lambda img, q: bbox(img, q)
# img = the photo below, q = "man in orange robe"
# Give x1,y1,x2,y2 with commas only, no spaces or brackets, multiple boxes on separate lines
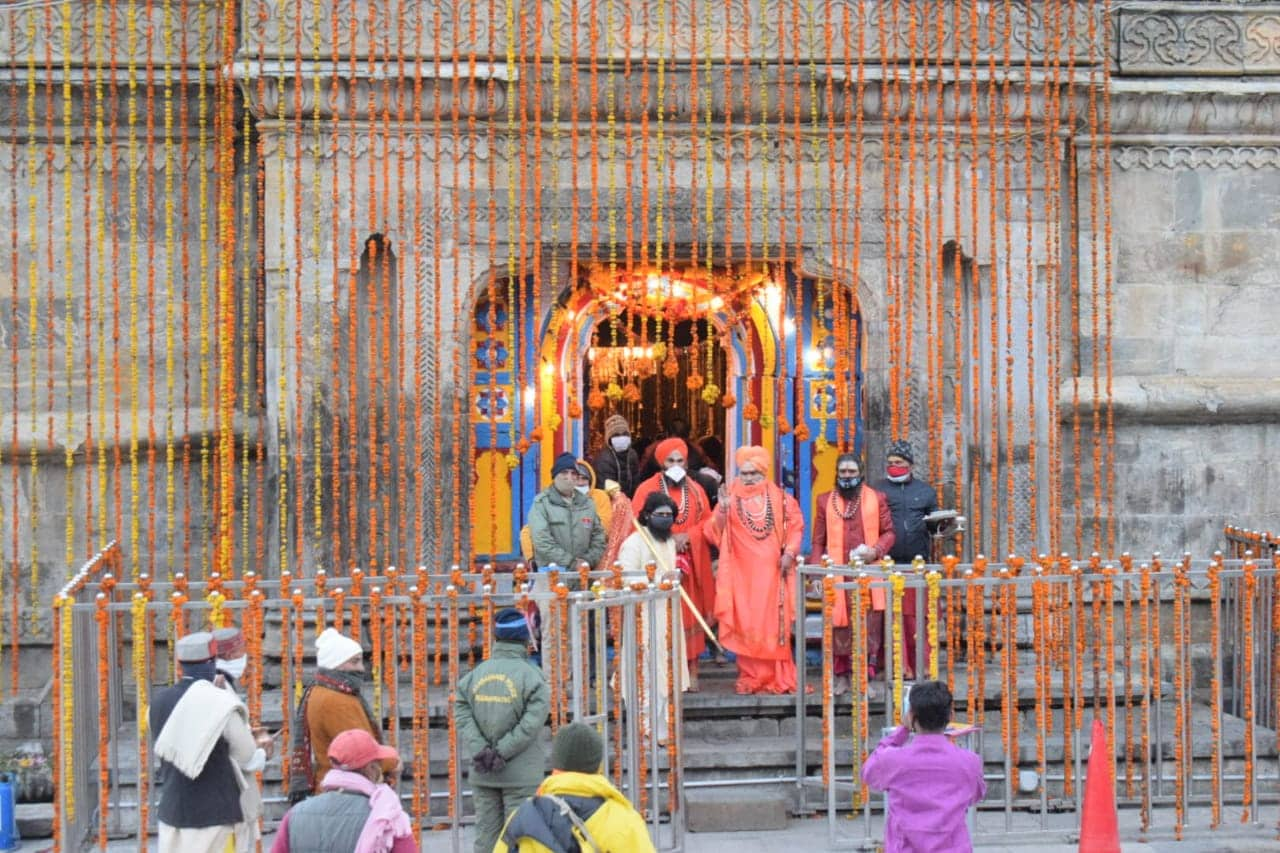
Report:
632,437,713,690
810,453,895,694
703,446,805,695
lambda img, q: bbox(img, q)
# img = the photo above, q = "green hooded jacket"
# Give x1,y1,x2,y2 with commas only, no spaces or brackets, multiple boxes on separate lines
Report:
455,641,550,788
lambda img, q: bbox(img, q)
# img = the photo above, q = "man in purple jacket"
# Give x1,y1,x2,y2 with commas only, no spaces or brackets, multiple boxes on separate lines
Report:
861,680,986,852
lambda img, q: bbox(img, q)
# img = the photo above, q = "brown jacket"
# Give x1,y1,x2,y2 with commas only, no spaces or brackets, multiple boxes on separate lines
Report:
305,685,380,788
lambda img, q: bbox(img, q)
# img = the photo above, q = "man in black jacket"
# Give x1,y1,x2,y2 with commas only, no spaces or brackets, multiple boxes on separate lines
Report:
873,440,940,679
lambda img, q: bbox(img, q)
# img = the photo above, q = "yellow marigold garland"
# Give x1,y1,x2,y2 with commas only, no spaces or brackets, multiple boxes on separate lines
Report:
890,572,906,723
926,570,940,681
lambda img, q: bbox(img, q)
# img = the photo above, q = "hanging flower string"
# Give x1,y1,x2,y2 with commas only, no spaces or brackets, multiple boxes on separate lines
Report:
132,592,150,839
890,572,905,723
926,570,940,681
1240,558,1256,824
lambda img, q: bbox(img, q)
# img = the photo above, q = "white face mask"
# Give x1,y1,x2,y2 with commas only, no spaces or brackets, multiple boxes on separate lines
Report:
887,471,911,484
610,435,631,452
218,655,247,681
664,465,686,483
575,485,590,495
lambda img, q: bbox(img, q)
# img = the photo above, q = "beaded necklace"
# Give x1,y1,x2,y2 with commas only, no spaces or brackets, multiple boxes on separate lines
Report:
659,475,690,524
833,487,861,519
735,491,775,540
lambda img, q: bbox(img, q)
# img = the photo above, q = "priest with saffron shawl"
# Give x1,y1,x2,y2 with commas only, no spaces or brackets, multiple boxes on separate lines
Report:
810,452,895,695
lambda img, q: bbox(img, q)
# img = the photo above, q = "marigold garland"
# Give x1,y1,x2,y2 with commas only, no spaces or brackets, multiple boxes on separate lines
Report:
1240,558,1256,823
925,571,940,681
1207,558,1221,827
890,572,905,723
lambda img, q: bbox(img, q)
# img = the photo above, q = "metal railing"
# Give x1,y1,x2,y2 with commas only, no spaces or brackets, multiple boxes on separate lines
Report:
51,560,685,853
795,554,1280,848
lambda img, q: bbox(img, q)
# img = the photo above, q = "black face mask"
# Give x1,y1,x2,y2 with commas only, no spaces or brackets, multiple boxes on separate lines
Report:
648,516,675,538
836,476,861,493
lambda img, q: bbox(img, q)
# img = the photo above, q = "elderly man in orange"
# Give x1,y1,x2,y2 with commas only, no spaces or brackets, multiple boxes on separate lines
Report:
704,445,805,695
632,436,714,690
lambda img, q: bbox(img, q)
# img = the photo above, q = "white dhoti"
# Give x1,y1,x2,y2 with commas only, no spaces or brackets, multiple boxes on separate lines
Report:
158,822,239,853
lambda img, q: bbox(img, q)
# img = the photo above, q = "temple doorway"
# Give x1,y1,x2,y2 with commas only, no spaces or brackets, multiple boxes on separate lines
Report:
582,314,730,475
469,258,862,562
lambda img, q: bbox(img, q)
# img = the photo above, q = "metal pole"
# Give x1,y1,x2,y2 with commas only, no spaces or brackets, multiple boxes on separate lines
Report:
1069,574,1082,815
670,590,686,853
794,562,808,814
622,599,641,807
647,592,662,838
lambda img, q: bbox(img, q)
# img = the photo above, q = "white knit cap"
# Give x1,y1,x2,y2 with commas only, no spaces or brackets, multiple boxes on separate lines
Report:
315,627,362,669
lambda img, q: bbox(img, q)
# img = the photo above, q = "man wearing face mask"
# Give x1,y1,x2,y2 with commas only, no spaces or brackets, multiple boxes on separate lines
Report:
287,628,395,801
632,437,715,688
592,413,640,497
212,625,272,851
811,454,896,693
526,452,606,584
873,440,940,679
615,491,688,740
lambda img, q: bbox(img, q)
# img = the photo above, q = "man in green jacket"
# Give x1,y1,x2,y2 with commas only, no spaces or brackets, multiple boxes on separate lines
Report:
455,608,550,853
526,452,607,583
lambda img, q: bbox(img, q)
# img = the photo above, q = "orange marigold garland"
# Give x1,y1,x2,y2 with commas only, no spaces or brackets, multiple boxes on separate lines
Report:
410,586,428,842
1240,558,1256,824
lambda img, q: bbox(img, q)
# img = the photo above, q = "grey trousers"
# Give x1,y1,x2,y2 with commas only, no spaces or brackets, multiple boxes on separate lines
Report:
473,782,539,853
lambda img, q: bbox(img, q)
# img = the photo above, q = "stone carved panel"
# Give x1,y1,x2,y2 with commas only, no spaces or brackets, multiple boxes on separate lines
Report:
0,2,218,67
1114,145,1280,171
256,125,1048,168
240,0,1101,65
1117,7,1280,75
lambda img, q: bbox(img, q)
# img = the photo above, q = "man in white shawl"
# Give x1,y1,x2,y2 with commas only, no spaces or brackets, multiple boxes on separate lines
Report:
150,631,268,853
615,490,689,743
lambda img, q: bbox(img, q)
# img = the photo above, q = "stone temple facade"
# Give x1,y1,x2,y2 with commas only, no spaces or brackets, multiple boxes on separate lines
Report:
0,1,1278,674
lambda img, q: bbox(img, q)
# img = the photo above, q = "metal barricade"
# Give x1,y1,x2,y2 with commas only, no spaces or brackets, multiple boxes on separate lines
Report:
50,560,684,853
797,555,1280,849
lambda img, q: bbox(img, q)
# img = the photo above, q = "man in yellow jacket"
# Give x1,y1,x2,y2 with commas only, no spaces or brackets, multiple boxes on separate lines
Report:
494,722,655,853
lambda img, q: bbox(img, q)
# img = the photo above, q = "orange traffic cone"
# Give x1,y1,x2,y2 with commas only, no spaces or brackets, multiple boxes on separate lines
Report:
1079,718,1121,852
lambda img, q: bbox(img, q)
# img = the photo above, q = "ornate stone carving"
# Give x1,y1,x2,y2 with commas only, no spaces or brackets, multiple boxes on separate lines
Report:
239,0,1102,66
0,2,218,68
1113,144,1280,171
1117,7,1280,75
255,125,1049,169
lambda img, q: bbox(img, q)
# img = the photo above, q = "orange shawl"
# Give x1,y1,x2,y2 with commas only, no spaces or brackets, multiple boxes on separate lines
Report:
825,486,883,625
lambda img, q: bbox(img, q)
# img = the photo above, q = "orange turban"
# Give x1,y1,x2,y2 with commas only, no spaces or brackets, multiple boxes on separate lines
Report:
654,437,688,465
734,445,772,479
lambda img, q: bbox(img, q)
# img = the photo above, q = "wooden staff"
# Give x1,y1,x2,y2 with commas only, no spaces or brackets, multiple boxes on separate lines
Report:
630,519,725,655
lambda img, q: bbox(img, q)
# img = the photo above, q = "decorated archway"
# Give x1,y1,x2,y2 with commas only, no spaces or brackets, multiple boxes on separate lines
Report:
470,261,862,561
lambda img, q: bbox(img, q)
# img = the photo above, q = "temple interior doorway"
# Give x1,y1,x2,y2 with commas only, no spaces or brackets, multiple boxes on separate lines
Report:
582,313,729,476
